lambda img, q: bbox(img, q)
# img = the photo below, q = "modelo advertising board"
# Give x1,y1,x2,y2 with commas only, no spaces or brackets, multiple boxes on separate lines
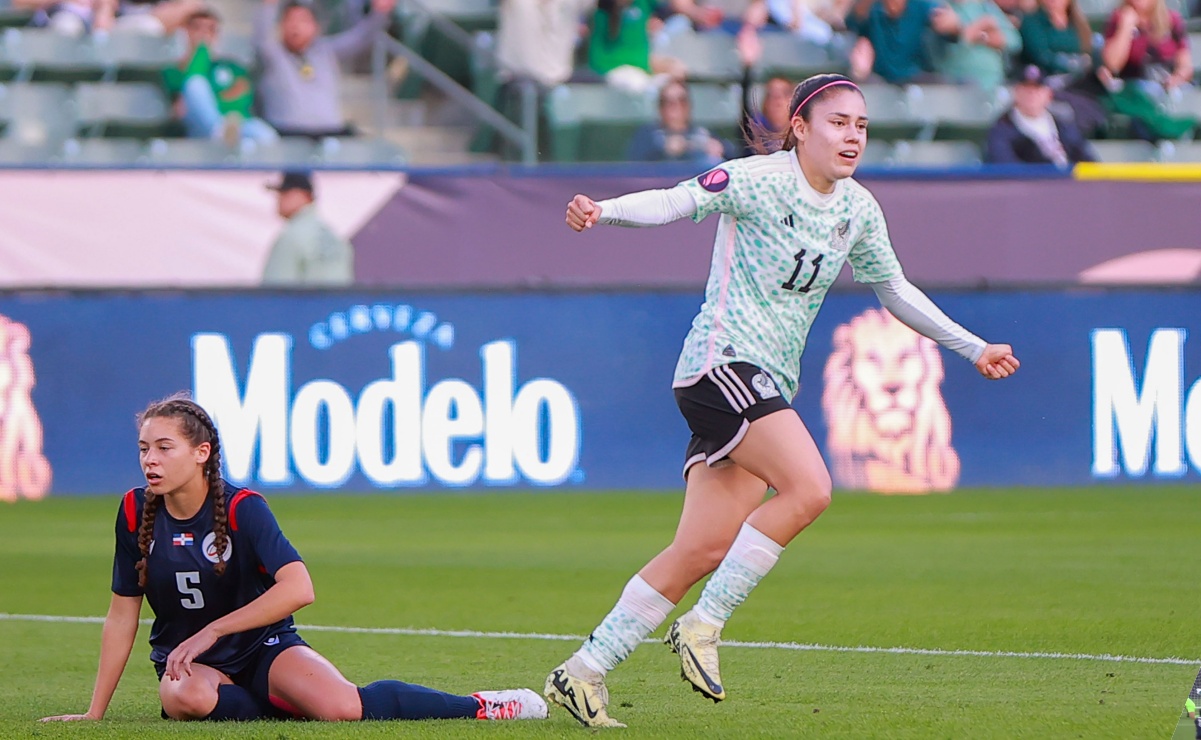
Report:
1,289,1199,497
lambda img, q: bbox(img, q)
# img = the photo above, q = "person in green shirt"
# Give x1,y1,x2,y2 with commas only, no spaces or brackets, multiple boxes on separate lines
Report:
588,0,686,90
262,171,354,287
1188,696,1201,739
933,0,1022,91
1018,0,1091,74
163,6,279,145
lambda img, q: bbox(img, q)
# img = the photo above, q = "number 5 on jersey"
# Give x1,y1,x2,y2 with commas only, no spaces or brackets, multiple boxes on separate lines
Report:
176,571,205,609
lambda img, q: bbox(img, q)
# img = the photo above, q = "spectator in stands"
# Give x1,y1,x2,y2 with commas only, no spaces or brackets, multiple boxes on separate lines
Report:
763,0,852,46
932,0,1022,91
846,0,956,85
496,0,595,89
588,0,687,93
164,6,279,146
255,0,396,139
985,64,1096,165
1018,0,1109,135
1018,0,1090,75
626,79,738,163
667,0,766,33
736,30,793,154
1101,0,1197,140
17,0,97,36
107,0,210,35
263,171,354,286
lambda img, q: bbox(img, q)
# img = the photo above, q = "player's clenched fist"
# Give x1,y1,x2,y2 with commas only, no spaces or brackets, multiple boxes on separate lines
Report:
565,194,602,232
975,343,1020,380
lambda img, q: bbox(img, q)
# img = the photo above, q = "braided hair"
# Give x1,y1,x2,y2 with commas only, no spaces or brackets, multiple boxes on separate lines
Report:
748,73,863,155
134,394,227,588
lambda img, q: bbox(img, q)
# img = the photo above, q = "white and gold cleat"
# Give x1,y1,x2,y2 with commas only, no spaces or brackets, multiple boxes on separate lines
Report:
544,657,626,728
664,610,726,702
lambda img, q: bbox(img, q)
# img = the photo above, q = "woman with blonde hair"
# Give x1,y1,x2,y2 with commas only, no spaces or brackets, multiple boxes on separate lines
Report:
1101,0,1196,139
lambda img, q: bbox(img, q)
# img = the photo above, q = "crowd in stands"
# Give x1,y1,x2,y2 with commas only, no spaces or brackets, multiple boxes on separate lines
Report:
492,0,1200,164
2,0,1200,163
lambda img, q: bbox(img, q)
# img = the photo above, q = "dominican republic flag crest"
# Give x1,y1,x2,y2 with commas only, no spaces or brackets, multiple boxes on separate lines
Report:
172,533,194,547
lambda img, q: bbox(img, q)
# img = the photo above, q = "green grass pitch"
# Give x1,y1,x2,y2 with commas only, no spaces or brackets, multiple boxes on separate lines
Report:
1,487,1198,739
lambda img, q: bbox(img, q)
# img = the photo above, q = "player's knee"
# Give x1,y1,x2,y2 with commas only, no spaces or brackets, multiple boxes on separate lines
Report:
776,468,832,521
671,540,729,576
160,681,217,720
305,694,363,722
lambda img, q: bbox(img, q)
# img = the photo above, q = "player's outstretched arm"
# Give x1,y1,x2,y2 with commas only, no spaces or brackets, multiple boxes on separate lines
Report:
975,343,1020,380
163,560,315,680
565,194,602,232
40,594,143,722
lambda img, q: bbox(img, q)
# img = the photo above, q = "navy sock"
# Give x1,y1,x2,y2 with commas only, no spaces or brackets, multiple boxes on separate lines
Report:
205,684,273,721
357,680,480,720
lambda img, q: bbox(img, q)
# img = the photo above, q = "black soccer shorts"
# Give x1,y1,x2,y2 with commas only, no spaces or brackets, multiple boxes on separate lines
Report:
673,362,793,478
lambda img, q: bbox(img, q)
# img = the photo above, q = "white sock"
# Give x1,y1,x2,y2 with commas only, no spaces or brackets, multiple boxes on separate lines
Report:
575,575,675,675
693,523,784,629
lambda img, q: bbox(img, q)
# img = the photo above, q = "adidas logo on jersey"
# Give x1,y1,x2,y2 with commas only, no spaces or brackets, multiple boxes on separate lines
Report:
779,214,795,229
721,345,736,358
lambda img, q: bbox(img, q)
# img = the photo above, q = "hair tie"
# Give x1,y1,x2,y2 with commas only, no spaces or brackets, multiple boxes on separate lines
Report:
792,80,860,119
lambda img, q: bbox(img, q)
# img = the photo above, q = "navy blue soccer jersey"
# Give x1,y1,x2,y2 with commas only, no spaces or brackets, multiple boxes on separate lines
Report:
111,481,303,675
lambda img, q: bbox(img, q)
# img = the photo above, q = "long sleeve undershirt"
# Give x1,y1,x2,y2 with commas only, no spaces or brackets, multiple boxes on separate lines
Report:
594,186,987,363
870,278,986,363
596,187,698,226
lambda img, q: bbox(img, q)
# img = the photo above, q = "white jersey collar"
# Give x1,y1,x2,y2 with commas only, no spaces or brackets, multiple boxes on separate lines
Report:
786,149,842,210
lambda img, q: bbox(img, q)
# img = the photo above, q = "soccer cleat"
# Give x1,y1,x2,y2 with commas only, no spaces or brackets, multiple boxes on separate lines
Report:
472,689,548,720
664,611,726,702
544,657,626,728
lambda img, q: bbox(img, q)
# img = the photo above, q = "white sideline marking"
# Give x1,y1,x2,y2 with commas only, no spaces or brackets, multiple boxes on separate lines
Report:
1,612,1196,666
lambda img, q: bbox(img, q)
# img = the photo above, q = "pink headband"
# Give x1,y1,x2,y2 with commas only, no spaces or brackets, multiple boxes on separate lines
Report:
792,80,860,119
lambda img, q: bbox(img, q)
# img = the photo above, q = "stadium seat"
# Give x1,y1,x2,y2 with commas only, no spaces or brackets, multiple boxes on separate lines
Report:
858,139,893,167
144,137,239,166
59,137,147,165
0,28,105,82
909,84,1002,143
858,83,924,141
0,137,62,164
659,31,743,83
0,83,76,144
890,140,983,167
95,30,178,83
1076,0,1118,31
752,34,842,81
688,83,743,142
544,83,655,162
214,33,256,68
237,137,320,167
1152,139,1201,161
316,136,408,166
76,83,171,138
1088,138,1158,162
398,0,497,89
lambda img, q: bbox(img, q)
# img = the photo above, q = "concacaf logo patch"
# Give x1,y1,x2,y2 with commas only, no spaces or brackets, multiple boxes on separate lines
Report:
698,168,730,193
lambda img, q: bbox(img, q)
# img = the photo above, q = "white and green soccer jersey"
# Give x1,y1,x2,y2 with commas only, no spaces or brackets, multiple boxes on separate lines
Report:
673,150,903,402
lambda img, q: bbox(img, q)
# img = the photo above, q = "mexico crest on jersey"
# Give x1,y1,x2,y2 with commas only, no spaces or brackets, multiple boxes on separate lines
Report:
830,220,851,252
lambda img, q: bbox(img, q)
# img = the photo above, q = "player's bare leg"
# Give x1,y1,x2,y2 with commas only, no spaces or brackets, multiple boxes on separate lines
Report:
268,646,363,720
269,645,546,722
158,664,232,720
667,409,831,701
546,462,766,724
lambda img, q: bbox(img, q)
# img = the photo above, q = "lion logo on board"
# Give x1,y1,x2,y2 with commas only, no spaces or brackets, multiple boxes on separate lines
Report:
0,316,51,503
821,308,959,494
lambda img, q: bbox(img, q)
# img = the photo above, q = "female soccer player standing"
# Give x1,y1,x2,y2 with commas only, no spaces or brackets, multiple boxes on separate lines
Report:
544,73,1020,728
41,395,546,725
